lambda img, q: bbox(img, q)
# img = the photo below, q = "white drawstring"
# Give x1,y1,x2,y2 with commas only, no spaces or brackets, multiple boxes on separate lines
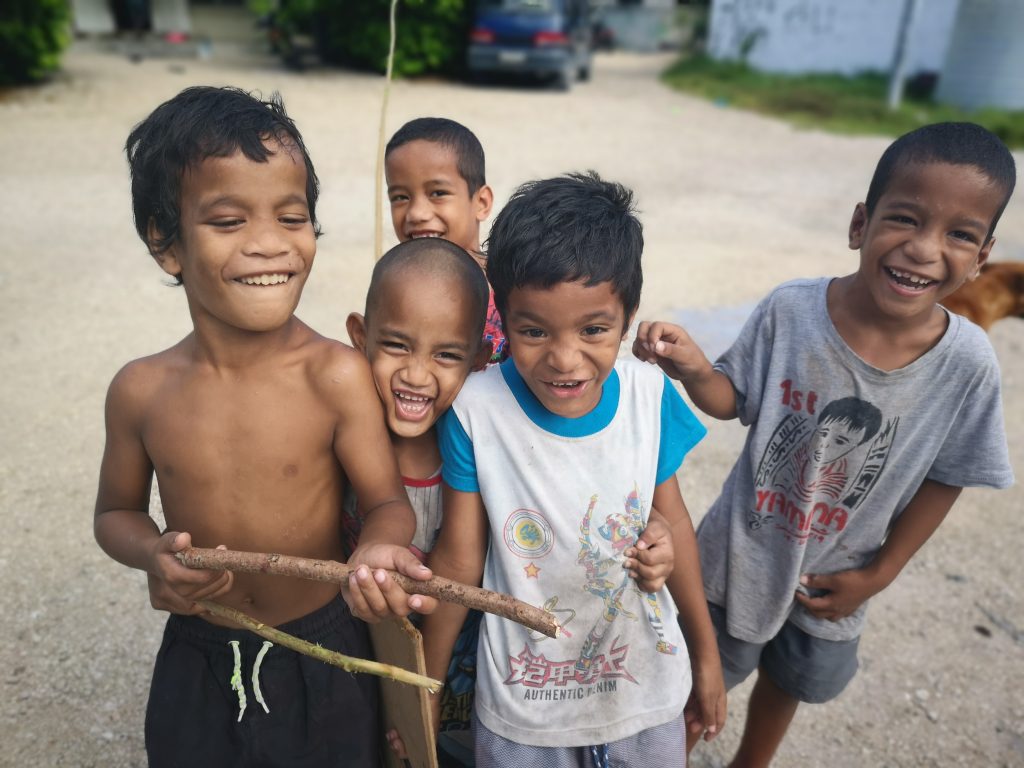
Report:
252,641,273,715
228,641,247,722
227,640,274,721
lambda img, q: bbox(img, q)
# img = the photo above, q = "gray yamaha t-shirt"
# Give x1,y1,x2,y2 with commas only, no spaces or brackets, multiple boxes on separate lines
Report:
698,278,1013,643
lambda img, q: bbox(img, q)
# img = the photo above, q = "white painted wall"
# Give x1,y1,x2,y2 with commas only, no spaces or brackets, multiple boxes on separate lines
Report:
936,0,1024,110
708,0,959,76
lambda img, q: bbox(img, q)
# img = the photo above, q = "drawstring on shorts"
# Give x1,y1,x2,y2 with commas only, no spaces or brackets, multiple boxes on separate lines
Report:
589,743,610,768
228,640,273,722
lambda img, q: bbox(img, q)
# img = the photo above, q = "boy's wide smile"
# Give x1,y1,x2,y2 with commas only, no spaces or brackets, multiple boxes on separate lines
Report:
234,272,294,286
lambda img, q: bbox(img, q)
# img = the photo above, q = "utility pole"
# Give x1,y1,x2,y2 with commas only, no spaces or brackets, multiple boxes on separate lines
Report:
888,0,921,110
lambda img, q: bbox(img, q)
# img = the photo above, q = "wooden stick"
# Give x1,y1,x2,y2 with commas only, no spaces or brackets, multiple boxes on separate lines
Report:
197,599,442,693
179,547,561,639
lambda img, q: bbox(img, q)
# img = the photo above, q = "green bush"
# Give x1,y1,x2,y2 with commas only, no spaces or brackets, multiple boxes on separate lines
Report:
308,0,469,77
0,0,70,86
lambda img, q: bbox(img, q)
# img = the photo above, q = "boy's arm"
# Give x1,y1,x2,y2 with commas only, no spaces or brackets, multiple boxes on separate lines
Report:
93,366,231,613
633,321,737,420
653,476,726,743
796,479,962,621
420,485,489,734
330,350,435,619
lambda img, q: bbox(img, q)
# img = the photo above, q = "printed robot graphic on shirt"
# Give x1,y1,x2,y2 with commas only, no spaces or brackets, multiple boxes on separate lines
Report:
503,486,678,703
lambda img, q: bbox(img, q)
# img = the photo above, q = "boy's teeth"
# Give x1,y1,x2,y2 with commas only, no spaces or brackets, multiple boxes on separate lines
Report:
395,392,430,402
551,381,578,388
239,273,289,286
411,233,441,239
887,267,933,286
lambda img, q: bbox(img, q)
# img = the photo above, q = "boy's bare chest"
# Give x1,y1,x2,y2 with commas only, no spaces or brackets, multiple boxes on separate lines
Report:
142,375,338,489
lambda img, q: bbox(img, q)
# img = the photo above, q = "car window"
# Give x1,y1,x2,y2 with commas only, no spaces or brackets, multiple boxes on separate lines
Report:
478,0,558,12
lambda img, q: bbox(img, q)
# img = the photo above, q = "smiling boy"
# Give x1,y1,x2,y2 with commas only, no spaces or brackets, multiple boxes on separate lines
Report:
384,117,507,361
635,122,1016,766
416,172,724,766
94,86,429,767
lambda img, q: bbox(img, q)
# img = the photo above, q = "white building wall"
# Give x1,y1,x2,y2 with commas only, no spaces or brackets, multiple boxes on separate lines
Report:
936,0,1024,110
708,0,959,76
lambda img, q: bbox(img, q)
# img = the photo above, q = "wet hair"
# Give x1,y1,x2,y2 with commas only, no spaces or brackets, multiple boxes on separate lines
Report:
385,117,486,195
485,171,643,328
365,238,490,344
126,86,320,278
817,397,883,446
865,122,1016,238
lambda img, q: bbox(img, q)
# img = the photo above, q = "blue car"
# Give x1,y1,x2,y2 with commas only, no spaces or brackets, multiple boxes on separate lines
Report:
467,0,594,90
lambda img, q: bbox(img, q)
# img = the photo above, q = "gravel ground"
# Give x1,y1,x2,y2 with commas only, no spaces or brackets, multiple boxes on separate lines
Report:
1,28,1022,768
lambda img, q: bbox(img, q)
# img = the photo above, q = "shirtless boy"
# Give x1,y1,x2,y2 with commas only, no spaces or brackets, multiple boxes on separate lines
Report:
94,85,429,767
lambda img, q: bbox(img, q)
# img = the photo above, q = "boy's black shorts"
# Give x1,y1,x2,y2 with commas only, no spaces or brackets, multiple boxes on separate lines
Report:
145,596,379,768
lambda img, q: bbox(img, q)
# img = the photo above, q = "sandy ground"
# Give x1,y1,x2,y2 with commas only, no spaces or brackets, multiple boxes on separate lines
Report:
1,23,1022,768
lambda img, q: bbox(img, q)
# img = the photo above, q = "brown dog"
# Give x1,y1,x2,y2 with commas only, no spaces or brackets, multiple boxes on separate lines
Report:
942,260,1024,330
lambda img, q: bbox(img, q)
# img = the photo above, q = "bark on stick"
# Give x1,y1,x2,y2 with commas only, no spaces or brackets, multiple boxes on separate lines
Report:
197,599,442,692
179,547,561,638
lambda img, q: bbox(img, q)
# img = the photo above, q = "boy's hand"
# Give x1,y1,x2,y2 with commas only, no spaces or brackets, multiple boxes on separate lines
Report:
684,657,727,744
385,729,409,761
624,516,675,593
344,544,438,621
146,532,233,614
794,569,885,622
632,321,714,384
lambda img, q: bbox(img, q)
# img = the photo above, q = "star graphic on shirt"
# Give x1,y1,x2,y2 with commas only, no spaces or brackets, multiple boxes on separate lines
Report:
524,563,541,579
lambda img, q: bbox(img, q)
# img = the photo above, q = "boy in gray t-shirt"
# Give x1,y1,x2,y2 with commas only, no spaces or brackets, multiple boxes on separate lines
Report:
634,122,1015,766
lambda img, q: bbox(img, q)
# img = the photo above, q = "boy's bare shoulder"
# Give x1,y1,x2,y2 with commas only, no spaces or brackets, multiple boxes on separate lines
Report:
106,339,193,412
297,328,376,400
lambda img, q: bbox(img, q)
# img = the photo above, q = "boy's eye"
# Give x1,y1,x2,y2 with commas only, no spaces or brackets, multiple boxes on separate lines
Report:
888,215,916,226
429,189,451,198
389,193,409,204
279,215,309,226
582,326,608,337
381,341,408,353
521,328,546,339
209,218,244,229
437,352,464,363
950,230,978,244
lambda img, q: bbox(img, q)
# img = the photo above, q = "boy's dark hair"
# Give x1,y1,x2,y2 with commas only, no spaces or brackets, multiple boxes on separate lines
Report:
818,397,883,446
385,117,486,196
865,122,1016,237
366,238,490,343
486,171,643,327
126,86,321,273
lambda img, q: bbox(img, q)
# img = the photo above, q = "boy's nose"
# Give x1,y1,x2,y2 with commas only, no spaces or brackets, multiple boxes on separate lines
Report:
401,356,431,386
547,342,581,373
244,219,290,258
407,195,432,224
905,228,942,263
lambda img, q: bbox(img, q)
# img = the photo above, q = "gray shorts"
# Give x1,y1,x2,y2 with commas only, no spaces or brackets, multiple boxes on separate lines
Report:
472,708,686,768
707,602,859,704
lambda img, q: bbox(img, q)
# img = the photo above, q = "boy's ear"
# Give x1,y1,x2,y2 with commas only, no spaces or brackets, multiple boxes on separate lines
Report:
474,184,494,223
346,312,368,352
147,219,182,278
622,310,638,340
973,237,995,278
848,203,869,250
471,339,493,371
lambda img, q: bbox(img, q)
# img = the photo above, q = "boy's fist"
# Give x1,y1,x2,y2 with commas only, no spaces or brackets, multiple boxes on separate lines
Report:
343,543,438,621
146,532,233,614
624,515,675,593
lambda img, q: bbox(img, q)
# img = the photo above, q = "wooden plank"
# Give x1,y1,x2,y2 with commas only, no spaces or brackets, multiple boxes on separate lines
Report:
370,617,438,768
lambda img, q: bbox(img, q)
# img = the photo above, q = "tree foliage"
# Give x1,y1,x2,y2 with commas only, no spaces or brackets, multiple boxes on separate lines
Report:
0,0,71,86
276,0,469,76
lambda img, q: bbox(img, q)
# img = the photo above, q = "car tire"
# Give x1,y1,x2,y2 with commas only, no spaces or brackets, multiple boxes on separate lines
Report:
555,67,573,91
